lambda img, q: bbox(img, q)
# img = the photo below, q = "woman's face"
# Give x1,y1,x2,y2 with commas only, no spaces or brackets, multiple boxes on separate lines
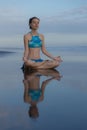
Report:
30,18,40,30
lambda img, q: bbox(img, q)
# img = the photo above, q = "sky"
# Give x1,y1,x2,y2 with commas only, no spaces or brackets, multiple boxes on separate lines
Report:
0,0,87,47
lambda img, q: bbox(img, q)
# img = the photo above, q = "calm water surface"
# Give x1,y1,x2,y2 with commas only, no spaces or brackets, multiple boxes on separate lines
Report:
0,46,87,130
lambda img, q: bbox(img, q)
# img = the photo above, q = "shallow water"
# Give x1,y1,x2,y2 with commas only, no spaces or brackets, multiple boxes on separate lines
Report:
0,46,87,130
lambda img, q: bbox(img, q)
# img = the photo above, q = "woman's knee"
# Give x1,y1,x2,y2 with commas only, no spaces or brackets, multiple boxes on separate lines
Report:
45,60,59,68
51,61,59,68
54,60,59,65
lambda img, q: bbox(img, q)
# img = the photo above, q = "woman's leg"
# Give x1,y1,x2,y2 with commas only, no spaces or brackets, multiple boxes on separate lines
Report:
36,60,60,69
24,59,60,69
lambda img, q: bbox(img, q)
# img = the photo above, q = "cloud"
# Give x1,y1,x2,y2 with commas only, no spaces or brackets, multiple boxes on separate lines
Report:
0,5,87,35
0,7,28,35
0,7,27,24
41,5,87,24
1,5,87,24
39,5,87,33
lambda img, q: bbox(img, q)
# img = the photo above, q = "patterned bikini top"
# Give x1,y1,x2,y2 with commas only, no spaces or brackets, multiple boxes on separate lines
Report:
28,32,42,48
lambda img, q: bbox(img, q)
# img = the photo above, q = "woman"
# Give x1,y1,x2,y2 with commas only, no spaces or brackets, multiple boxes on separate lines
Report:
23,16,62,69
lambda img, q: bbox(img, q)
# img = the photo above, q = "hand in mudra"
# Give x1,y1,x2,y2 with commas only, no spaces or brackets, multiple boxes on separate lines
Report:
53,56,63,62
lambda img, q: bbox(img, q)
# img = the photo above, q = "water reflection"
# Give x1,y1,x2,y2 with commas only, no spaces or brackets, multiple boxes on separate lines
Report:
22,68,62,119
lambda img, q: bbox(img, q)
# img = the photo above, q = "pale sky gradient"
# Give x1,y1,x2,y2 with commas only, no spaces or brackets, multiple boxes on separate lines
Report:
0,0,87,47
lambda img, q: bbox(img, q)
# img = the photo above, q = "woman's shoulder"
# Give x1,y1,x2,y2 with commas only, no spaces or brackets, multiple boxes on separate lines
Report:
39,33,44,40
39,33,44,37
24,32,31,40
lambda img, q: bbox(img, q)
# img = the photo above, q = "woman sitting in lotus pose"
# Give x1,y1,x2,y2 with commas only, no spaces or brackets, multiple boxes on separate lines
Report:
23,16,62,69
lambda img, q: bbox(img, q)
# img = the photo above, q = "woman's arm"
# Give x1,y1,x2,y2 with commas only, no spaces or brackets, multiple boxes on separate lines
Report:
41,34,62,61
23,35,29,62
41,35,56,60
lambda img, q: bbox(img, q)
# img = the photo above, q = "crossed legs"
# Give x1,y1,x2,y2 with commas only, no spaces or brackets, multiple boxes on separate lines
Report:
24,60,60,69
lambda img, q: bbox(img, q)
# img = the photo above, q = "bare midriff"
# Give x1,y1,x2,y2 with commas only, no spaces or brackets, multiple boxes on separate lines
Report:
28,48,41,59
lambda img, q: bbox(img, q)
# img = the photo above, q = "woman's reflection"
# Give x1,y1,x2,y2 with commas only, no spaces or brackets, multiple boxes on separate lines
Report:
22,68,62,118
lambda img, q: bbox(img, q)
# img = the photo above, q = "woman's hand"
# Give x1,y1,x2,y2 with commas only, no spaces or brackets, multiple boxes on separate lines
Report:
53,56,63,62
23,57,28,62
